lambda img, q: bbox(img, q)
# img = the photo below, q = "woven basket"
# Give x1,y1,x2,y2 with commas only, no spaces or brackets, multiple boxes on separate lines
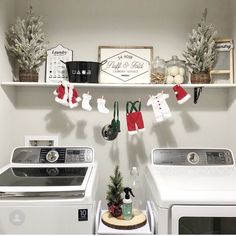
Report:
19,70,38,82
191,72,211,84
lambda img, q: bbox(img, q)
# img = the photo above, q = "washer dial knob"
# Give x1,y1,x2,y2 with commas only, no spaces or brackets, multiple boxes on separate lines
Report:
46,150,59,163
187,152,200,165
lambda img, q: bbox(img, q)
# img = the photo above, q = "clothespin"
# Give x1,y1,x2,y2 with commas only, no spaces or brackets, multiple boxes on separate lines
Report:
194,87,203,104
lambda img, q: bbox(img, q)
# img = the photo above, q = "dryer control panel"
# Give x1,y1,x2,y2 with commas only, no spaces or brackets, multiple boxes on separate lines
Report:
12,147,94,164
152,149,234,166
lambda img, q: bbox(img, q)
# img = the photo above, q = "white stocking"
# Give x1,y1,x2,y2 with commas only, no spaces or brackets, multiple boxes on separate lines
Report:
97,98,109,114
82,93,92,111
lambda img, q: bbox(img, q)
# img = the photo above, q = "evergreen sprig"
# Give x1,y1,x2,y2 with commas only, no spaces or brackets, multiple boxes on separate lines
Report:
106,166,124,205
6,6,48,72
183,8,217,73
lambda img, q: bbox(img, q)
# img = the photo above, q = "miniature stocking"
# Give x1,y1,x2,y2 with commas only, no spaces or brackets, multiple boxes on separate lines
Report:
82,93,92,111
97,98,109,114
173,85,191,104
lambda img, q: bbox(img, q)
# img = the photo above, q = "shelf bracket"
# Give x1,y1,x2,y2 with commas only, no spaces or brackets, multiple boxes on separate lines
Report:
194,87,203,104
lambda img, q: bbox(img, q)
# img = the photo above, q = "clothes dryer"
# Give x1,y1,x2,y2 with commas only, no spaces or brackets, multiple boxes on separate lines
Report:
145,148,236,234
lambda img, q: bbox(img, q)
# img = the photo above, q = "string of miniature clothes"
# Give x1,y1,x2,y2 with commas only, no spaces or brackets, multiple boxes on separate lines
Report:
53,82,191,135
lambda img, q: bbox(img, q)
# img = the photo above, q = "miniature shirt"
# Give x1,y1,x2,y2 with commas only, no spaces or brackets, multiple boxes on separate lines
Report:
147,93,171,122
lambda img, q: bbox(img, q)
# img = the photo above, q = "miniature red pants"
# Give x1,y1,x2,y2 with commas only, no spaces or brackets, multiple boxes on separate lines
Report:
126,111,144,134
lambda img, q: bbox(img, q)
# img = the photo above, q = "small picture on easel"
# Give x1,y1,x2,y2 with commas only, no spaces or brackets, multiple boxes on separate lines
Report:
210,39,234,84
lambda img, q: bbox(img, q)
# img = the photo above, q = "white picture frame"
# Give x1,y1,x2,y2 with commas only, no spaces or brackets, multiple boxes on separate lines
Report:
98,46,153,84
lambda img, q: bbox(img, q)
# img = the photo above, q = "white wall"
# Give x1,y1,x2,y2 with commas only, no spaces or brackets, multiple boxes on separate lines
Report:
0,0,16,166
1,0,234,206
228,0,236,154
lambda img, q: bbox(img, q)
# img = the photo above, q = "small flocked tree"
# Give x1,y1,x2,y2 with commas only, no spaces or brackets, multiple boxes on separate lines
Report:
106,165,124,217
6,6,48,73
183,8,217,74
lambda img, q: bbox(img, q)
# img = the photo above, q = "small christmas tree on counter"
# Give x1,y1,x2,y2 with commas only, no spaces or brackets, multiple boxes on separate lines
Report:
183,8,217,84
6,6,48,82
106,165,124,217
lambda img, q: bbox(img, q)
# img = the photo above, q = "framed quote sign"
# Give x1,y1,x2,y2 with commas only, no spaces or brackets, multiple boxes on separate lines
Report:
98,46,153,84
210,39,234,84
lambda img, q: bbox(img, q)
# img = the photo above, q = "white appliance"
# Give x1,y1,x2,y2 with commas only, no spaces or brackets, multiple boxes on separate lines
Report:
0,146,98,234
145,148,236,234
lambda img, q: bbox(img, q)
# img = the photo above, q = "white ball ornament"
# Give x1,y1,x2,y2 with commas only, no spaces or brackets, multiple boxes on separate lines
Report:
179,67,185,76
174,75,184,84
166,75,174,84
168,66,179,76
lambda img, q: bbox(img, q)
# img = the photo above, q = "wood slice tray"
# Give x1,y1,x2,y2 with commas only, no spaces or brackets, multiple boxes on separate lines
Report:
101,209,147,230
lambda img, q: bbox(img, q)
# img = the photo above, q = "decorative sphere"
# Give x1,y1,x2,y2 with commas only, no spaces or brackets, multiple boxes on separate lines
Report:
166,75,174,84
174,75,184,84
168,66,179,76
179,67,185,76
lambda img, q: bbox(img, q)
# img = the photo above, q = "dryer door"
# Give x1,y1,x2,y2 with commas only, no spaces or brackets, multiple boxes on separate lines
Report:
171,205,236,234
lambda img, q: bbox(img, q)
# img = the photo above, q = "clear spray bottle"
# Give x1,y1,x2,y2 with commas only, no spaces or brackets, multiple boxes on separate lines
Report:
130,167,139,210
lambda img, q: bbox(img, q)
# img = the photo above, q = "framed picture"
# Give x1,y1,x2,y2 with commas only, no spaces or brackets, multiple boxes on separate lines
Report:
210,39,234,84
98,46,153,84
46,44,73,83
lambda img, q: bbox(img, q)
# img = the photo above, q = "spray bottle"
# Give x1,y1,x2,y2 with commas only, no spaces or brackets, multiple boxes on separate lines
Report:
122,187,135,220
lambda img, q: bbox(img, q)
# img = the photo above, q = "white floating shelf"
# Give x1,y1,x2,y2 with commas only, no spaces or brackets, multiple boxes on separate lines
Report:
1,81,236,88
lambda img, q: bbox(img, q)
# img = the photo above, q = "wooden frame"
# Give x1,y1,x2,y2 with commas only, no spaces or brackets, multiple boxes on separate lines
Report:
98,46,153,84
210,39,234,84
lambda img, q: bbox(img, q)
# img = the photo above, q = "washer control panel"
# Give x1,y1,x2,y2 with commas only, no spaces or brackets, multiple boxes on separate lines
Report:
153,149,234,166
12,147,94,164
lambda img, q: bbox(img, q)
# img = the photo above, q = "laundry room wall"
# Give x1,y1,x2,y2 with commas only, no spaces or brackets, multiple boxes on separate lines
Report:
0,0,234,206
0,0,16,166
227,0,236,155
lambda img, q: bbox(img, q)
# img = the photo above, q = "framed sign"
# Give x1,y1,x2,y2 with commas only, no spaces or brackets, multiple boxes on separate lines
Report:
46,44,73,83
210,39,234,84
98,46,153,84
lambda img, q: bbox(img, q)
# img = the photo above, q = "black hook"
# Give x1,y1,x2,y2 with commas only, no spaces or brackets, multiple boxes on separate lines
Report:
194,87,203,104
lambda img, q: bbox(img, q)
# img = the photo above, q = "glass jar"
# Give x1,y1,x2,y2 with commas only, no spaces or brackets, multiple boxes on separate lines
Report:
166,55,187,84
151,56,166,84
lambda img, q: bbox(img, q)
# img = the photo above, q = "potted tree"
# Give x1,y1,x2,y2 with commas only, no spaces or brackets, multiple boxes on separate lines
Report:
6,7,48,82
106,165,124,218
183,9,217,84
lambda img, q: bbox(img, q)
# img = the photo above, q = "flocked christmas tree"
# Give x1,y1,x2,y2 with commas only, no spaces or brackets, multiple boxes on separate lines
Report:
106,165,124,217
183,8,217,74
6,6,48,73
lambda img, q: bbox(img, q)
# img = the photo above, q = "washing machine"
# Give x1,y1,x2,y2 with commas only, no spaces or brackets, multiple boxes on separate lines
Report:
145,148,236,234
0,146,98,234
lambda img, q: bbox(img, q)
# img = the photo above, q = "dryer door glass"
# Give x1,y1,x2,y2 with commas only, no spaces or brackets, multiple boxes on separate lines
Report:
179,217,236,234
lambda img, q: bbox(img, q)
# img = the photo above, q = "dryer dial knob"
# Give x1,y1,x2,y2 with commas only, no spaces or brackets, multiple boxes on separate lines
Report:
46,150,59,163
187,152,200,165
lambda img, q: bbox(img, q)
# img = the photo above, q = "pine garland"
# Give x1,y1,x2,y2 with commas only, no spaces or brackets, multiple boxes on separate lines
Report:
183,9,217,74
106,165,124,205
6,6,48,72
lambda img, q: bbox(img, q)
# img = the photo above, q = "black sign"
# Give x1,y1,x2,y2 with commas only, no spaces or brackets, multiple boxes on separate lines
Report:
78,209,88,221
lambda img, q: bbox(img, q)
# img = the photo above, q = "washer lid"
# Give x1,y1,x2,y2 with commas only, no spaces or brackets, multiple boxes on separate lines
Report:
0,166,93,196
146,164,236,208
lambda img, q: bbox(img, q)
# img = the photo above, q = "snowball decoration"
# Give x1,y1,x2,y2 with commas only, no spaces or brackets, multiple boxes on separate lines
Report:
166,75,174,84
179,67,185,76
168,66,179,77
174,75,184,84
